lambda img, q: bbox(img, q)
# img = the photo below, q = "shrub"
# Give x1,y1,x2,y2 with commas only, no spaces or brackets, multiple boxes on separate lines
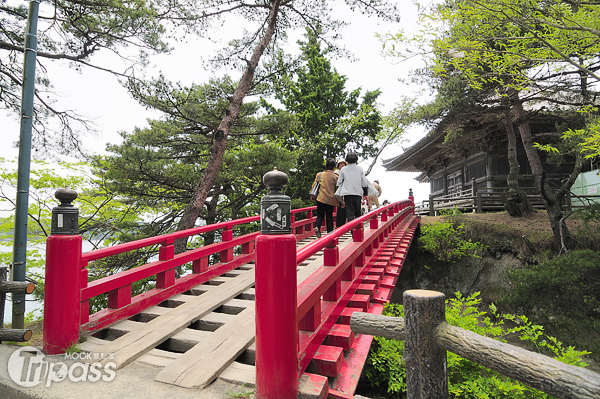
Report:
420,220,486,263
504,250,600,322
503,249,600,361
358,293,590,399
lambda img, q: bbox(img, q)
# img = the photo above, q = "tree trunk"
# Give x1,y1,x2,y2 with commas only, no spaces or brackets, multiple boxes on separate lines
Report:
509,90,573,251
172,0,282,253
175,186,220,255
501,102,533,216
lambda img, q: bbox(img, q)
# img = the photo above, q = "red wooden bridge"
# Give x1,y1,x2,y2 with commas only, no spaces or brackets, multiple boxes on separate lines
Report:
43,197,419,399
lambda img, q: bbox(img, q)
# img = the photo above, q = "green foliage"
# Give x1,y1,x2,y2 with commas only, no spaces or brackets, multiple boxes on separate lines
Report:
420,220,487,263
104,76,298,229
439,206,462,216
573,202,600,226
380,0,595,250
0,0,206,152
503,250,600,360
65,343,82,355
359,303,407,396
0,157,150,304
278,28,383,159
359,293,591,398
24,308,43,324
505,250,600,324
269,27,387,200
225,383,255,398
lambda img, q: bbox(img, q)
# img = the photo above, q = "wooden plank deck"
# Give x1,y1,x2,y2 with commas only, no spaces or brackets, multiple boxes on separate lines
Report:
86,269,256,369
81,231,355,389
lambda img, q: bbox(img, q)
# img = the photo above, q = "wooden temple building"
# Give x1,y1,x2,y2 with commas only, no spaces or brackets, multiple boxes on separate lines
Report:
382,111,582,213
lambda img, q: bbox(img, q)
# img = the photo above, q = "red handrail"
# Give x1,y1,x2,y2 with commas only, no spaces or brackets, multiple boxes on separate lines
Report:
254,199,417,397
296,201,413,372
81,207,314,263
43,205,320,353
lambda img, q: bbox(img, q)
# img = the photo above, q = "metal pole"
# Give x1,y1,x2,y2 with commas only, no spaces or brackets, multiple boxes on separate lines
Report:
11,0,40,329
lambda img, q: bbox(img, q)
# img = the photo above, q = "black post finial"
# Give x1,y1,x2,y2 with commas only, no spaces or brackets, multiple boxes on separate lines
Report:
51,189,79,235
260,168,291,234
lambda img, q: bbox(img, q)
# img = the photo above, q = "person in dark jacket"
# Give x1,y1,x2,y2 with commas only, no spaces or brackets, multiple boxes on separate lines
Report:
335,159,347,228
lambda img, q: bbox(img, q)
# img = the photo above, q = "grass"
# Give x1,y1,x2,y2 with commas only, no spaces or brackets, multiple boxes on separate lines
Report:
422,210,600,262
225,383,255,398
2,319,44,347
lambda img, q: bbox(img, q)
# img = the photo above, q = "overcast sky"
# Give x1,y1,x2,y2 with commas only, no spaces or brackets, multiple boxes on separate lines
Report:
1,0,432,205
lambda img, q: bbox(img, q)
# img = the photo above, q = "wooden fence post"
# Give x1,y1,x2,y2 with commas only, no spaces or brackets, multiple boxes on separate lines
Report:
0,263,35,343
429,195,434,216
404,290,449,399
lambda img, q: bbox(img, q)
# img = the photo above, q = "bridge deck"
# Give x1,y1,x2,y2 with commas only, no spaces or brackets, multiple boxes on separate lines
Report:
79,215,418,398
80,233,354,382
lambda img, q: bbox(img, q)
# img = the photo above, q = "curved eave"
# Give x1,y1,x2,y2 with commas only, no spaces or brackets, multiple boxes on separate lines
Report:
382,131,445,172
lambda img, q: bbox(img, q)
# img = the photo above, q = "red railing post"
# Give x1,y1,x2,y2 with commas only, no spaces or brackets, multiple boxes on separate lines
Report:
220,225,234,262
256,169,298,399
157,237,175,288
291,212,298,235
192,257,208,273
43,189,81,354
370,215,379,230
80,261,89,324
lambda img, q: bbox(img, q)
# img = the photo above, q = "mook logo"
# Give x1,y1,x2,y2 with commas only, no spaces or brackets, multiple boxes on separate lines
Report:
7,346,116,388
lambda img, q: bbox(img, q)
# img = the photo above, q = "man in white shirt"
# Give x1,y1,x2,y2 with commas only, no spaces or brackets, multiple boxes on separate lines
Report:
335,160,347,227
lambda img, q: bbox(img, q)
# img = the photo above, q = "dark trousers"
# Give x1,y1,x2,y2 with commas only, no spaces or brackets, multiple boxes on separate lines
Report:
315,201,335,232
344,195,362,222
335,206,346,228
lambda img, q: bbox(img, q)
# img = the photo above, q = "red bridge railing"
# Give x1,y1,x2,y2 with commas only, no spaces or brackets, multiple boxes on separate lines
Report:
43,195,419,399
43,206,317,354
255,199,418,398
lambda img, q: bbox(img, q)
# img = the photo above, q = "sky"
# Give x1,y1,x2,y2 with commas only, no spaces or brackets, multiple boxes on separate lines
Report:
0,0,432,207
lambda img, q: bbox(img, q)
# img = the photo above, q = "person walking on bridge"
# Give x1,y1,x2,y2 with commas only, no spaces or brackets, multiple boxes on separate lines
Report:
310,158,339,238
368,179,382,210
335,152,368,223
334,159,347,228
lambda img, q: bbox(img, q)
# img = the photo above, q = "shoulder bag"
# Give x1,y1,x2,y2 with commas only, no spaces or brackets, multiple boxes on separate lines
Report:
309,173,322,201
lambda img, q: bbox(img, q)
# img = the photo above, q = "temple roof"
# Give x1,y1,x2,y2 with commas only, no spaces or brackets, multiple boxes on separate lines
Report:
382,130,446,173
